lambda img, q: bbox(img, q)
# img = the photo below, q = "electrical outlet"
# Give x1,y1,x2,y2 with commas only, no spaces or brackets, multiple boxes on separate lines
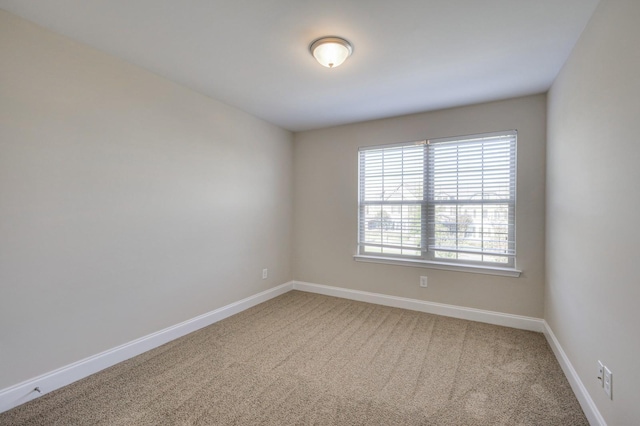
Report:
262,268,268,279
420,276,428,288
603,366,612,399
597,360,604,387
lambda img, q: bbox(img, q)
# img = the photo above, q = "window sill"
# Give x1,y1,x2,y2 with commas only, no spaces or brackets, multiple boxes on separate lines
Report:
353,255,521,277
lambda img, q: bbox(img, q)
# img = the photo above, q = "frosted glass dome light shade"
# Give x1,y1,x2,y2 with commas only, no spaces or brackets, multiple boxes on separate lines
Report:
310,37,353,68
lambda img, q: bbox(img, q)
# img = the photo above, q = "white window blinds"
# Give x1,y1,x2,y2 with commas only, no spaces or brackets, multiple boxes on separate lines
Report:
358,130,517,267
358,142,426,257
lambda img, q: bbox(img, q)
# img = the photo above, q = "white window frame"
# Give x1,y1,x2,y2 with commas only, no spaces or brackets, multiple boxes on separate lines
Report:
354,130,520,277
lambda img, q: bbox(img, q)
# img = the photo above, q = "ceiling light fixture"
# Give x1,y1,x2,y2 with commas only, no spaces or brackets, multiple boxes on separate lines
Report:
309,36,353,68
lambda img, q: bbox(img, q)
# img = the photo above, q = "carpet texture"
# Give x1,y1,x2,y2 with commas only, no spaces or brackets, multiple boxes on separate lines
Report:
0,291,588,425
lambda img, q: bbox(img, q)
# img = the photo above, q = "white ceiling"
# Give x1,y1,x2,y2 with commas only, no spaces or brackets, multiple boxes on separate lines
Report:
1,0,599,132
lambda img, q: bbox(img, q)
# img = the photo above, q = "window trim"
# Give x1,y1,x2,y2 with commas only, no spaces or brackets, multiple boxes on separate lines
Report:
353,254,521,277
356,130,519,276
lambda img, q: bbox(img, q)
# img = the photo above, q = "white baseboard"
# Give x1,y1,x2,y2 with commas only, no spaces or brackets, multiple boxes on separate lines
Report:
543,321,606,426
292,281,545,332
0,281,294,414
2,279,599,425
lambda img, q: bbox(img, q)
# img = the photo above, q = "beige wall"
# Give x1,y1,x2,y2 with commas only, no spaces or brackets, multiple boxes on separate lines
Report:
293,95,547,318
0,10,293,389
546,0,640,423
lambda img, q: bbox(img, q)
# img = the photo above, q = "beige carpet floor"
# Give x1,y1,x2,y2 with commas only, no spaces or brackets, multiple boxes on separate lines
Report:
0,291,588,425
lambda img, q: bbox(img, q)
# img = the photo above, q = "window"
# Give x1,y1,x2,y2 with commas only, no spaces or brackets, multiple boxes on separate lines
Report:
357,130,517,272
